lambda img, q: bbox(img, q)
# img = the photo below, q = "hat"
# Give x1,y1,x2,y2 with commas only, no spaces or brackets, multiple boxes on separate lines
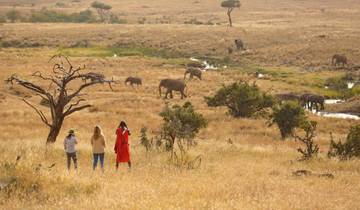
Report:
68,129,75,134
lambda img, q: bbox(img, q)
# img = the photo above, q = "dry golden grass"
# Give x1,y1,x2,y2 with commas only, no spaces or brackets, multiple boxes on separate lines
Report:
0,48,359,210
1,0,360,209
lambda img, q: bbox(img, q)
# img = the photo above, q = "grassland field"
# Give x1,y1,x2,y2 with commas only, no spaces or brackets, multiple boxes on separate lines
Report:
0,0,360,209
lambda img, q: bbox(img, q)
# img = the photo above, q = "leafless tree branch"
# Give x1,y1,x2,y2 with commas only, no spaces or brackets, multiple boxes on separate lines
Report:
23,99,52,128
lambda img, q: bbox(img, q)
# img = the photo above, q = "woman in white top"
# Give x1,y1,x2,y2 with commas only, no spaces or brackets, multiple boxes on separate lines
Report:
64,129,78,170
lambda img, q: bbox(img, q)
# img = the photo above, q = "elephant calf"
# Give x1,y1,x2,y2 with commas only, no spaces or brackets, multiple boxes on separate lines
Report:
125,76,142,86
159,79,187,99
332,54,347,67
184,68,202,80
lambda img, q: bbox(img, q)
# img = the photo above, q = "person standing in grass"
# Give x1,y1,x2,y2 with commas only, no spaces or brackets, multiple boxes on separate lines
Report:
64,129,78,171
114,121,131,170
91,125,106,171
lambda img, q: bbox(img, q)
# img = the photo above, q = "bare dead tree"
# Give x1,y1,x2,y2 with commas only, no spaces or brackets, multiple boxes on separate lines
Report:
5,55,114,144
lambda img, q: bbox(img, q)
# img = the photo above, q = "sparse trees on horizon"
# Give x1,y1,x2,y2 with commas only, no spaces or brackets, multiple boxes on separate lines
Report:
221,0,241,27
91,1,112,23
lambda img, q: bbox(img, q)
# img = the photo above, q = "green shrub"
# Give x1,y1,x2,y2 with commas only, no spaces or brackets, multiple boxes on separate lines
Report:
6,10,22,23
55,2,66,8
70,10,97,23
294,120,319,160
184,18,203,25
29,10,71,22
0,15,6,23
325,77,348,90
325,75,360,99
159,102,207,152
91,1,112,22
29,9,97,23
270,101,307,139
205,81,274,118
328,124,360,160
109,13,127,24
140,127,152,152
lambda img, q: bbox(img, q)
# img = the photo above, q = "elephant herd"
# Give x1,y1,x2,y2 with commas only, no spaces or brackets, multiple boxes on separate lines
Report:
275,93,325,112
124,61,205,99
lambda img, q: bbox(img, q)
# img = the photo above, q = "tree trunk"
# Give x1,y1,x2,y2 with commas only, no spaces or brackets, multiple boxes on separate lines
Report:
227,8,233,27
46,118,64,144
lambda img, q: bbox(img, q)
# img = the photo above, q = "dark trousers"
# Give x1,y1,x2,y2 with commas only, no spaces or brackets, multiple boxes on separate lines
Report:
93,153,105,170
66,152,77,170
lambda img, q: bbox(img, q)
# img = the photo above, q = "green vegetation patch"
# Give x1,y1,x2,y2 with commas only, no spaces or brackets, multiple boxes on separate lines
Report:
58,46,188,59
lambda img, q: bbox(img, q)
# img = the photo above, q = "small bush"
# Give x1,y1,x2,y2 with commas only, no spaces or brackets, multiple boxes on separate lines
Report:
71,40,90,48
270,101,307,139
29,9,97,23
325,76,348,91
138,17,146,24
205,81,274,118
184,18,203,25
140,127,152,152
325,74,360,99
109,13,127,24
70,10,97,23
55,2,66,8
328,124,360,160
159,102,207,152
294,121,319,160
6,10,22,23
0,16,6,23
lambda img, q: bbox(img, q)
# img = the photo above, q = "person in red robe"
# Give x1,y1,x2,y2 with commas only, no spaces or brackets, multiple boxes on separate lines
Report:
114,121,131,170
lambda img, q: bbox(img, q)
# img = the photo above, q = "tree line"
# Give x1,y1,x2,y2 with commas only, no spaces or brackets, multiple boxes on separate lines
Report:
0,1,125,24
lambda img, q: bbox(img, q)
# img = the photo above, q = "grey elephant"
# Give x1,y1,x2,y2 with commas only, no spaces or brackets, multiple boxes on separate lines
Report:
332,54,347,67
307,94,325,111
159,79,187,99
184,68,202,80
125,76,142,86
300,93,324,111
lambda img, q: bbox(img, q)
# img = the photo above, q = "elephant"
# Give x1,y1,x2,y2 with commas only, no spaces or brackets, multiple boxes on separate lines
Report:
234,39,245,51
299,93,313,109
307,94,325,111
125,76,142,86
184,68,202,80
332,54,347,67
159,79,187,99
300,93,324,111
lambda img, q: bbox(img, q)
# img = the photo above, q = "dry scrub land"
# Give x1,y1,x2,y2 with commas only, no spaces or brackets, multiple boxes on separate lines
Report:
0,0,360,209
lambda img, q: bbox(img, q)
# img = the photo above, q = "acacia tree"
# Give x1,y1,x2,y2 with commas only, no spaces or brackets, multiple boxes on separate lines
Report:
91,1,112,22
221,0,241,27
6,55,114,144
